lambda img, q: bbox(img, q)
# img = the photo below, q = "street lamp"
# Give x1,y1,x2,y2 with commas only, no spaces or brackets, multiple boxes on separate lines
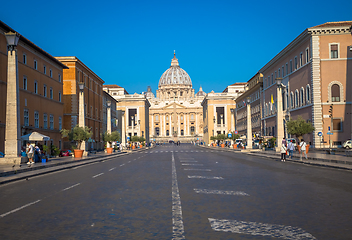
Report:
121,110,126,146
77,81,88,155
213,116,216,137
106,101,112,148
276,78,285,152
246,97,252,150
4,31,22,164
131,115,134,138
230,108,235,132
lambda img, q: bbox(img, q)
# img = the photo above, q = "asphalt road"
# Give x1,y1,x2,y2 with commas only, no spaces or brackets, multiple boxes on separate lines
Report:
0,144,351,239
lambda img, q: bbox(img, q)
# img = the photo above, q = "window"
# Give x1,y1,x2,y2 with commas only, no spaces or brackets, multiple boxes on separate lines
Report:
166,116,169,121
24,109,29,126
181,116,183,120
23,76,27,90
330,44,338,59
282,66,284,77
23,53,27,64
59,92,61,102
290,60,293,73
190,126,195,134
50,87,53,99
155,115,159,121
300,88,304,106
50,114,54,130
268,76,270,86
278,68,281,78
191,114,194,120
34,80,38,94
295,90,299,108
58,74,61,82
43,85,47,97
271,74,274,84
286,63,288,75
34,111,39,128
305,48,309,63
331,84,340,102
300,53,303,66
155,127,160,136
59,117,62,130
50,69,52,78
306,85,310,103
43,65,46,74
181,129,184,136
166,130,169,136
294,57,298,70
332,119,342,131
43,114,48,129
34,60,37,70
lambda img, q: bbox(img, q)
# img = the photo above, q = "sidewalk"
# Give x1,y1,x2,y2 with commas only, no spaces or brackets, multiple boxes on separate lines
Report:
0,147,149,185
199,145,352,171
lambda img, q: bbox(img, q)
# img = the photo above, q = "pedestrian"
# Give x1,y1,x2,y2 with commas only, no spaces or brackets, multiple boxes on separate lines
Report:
280,143,287,162
287,140,295,159
282,137,287,147
299,139,308,161
26,142,35,164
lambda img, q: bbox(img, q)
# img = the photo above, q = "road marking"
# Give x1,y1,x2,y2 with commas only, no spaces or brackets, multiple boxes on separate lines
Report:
0,199,41,218
92,173,104,178
172,152,185,239
194,189,249,196
120,163,125,166
180,160,197,162
208,218,316,240
62,183,81,191
188,176,224,180
184,169,211,171
109,168,116,171
181,164,203,166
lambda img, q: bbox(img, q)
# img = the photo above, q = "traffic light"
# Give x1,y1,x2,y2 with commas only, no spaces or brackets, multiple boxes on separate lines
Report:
329,105,333,118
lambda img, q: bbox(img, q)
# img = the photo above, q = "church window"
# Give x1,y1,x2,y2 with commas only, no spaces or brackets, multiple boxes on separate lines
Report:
181,130,184,136
190,126,195,134
191,114,194,120
155,127,160,136
166,116,169,121
155,115,159,121
331,84,340,102
166,130,169,136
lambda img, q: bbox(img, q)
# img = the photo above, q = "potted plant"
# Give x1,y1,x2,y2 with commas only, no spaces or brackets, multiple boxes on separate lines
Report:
217,134,226,148
210,136,217,147
61,125,92,158
103,131,121,154
286,116,315,153
131,136,142,150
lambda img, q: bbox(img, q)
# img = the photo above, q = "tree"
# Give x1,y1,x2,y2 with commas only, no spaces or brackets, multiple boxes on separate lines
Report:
61,125,92,149
103,131,121,148
229,132,240,141
286,116,315,140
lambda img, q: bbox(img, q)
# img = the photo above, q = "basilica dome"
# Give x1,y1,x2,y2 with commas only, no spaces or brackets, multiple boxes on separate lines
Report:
158,53,192,87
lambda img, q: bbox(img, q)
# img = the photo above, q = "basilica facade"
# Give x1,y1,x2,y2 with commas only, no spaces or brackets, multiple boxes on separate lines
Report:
146,53,206,143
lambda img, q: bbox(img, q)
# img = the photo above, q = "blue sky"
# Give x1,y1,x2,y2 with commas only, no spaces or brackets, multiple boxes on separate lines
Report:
1,0,351,94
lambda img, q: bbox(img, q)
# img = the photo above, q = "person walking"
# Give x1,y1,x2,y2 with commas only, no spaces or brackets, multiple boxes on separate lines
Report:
287,140,295,159
280,143,287,162
26,142,35,165
299,139,308,161
282,137,287,147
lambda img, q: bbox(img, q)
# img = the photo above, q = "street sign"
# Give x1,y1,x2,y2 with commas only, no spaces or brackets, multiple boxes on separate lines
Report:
328,126,330,131
127,136,130,141
234,130,238,134
228,133,232,138
327,132,333,135
318,132,322,136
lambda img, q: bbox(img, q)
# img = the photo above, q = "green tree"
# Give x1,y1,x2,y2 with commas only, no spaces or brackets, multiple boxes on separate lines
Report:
103,131,121,147
229,132,240,141
286,116,315,139
61,125,92,149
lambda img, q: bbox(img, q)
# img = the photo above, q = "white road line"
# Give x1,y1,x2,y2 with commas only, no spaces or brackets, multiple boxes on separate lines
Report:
120,163,125,166
194,189,249,196
0,199,41,218
181,164,203,166
208,218,316,240
172,152,185,239
62,183,81,191
180,160,197,163
188,176,224,180
92,173,104,178
184,169,211,171
109,168,116,171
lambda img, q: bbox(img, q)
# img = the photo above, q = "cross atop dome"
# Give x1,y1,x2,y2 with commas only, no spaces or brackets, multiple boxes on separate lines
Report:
171,51,179,67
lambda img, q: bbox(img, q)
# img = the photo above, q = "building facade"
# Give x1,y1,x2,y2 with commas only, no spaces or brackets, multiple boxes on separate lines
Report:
235,73,263,138
55,57,105,150
0,20,67,154
260,21,352,148
146,53,206,143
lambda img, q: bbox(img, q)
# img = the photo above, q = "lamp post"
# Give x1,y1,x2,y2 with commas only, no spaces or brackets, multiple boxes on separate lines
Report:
131,116,134,138
121,110,126,147
213,116,216,137
246,97,252,149
106,101,111,148
78,81,87,154
276,78,285,152
4,31,22,164
230,108,235,132
220,114,224,131
138,119,141,137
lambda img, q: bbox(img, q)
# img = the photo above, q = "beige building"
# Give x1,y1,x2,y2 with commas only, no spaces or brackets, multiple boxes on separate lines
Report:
146,53,206,143
103,85,150,145
260,21,352,148
235,73,263,137
202,83,246,145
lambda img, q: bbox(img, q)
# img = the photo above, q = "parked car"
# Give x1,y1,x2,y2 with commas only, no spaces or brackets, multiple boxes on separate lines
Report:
343,140,352,149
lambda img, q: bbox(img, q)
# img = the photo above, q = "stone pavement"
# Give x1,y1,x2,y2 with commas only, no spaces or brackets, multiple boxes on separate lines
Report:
0,147,149,185
199,145,352,171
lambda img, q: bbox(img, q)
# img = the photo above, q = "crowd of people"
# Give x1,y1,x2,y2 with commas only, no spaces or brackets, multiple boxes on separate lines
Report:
280,137,308,162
